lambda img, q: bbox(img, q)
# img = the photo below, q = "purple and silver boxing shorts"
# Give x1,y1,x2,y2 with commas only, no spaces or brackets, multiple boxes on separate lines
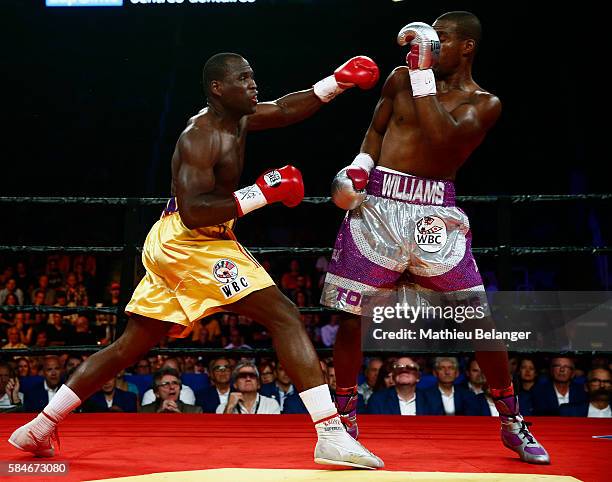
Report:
321,166,484,315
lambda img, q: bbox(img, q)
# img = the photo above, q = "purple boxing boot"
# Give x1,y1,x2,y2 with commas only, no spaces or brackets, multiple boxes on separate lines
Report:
335,386,359,439
491,384,550,465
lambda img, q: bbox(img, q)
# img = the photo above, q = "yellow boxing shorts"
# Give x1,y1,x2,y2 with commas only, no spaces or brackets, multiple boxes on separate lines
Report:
125,203,275,338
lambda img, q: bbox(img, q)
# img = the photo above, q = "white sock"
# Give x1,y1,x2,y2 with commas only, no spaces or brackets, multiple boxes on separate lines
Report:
31,385,81,439
299,384,338,423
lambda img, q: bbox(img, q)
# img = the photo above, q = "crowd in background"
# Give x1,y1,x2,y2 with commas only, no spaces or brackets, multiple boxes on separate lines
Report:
1,353,610,418
1,255,610,418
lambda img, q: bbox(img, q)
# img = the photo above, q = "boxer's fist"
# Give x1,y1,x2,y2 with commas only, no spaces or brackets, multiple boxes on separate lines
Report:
233,165,304,216
397,22,440,70
256,165,304,208
331,153,375,211
314,56,379,102
334,56,380,90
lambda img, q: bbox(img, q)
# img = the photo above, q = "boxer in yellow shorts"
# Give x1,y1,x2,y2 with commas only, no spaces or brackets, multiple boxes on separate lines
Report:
9,52,384,469
126,198,274,338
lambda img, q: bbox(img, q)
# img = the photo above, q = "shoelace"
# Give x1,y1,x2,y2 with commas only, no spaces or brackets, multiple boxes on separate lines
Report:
518,420,535,445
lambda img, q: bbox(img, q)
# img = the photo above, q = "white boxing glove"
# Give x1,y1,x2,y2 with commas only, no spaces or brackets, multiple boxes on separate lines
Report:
331,153,375,210
397,22,440,98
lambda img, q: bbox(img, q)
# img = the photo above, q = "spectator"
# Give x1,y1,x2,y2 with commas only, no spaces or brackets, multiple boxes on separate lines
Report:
115,369,140,399
373,360,396,392
423,357,473,415
63,272,87,306
258,361,276,385
466,384,501,416
196,357,232,413
34,331,49,348
71,316,98,346
142,358,195,405
14,261,32,296
261,363,295,411
224,327,252,350
217,362,280,414
30,275,56,305
64,356,83,373
0,362,24,412
46,258,64,289
532,356,588,415
368,357,433,415
326,361,337,392
16,357,31,378
28,357,41,376
358,358,383,404
140,368,202,413
280,259,311,293
516,357,538,394
133,359,151,375
0,278,24,305
83,377,137,413
560,368,611,418
23,355,63,412
46,313,75,346
3,326,28,349
182,356,197,374
462,358,485,395
321,314,340,347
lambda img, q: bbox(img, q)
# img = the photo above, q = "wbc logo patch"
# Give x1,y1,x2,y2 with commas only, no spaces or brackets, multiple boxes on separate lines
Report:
414,216,447,253
213,259,250,299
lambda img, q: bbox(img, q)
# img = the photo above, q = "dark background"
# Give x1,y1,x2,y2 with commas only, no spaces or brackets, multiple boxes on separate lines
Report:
2,0,607,291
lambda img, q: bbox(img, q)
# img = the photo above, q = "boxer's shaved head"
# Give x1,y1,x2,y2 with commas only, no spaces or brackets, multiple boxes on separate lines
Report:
203,52,246,98
435,11,481,47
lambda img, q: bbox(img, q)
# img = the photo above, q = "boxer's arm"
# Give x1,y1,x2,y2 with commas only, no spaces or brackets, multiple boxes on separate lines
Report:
175,128,239,230
359,69,398,161
246,90,323,132
247,56,379,131
413,92,501,149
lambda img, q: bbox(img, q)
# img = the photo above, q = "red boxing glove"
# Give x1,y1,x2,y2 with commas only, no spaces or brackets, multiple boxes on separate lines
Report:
346,167,369,190
233,165,304,216
255,165,304,207
314,56,380,102
334,56,380,90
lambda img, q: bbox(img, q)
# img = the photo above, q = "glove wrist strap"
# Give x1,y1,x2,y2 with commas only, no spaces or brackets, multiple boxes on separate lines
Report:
314,75,346,103
409,69,436,98
351,153,375,173
233,184,267,216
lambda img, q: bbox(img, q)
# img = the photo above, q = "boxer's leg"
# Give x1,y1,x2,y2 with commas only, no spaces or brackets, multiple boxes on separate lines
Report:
8,315,172,457
228,286,384,469
409,206,550,464
227,286,324,391
322,201,407,439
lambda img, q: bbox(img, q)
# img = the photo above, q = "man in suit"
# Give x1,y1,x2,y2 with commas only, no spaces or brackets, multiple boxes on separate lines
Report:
461,358,485,395
195,357,232,413
560,368,611,418
82,377,137,413
260,363,295,411
532,356,587,415
367,357,435,415
140,368,202,413
23,356,63,413
423,357,474,415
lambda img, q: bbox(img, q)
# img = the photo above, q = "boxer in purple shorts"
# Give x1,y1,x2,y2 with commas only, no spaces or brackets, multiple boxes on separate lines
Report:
322,166,482,315
321,11,550,465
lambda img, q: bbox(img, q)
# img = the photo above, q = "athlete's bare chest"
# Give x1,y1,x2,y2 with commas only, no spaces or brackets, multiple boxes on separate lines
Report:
214,131,247,189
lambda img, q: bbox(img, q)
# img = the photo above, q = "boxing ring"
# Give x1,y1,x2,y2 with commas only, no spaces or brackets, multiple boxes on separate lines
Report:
1,194,612,482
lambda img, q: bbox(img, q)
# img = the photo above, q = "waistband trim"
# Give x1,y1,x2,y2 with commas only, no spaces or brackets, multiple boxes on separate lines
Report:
367,167,455,206
161,197,178,218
